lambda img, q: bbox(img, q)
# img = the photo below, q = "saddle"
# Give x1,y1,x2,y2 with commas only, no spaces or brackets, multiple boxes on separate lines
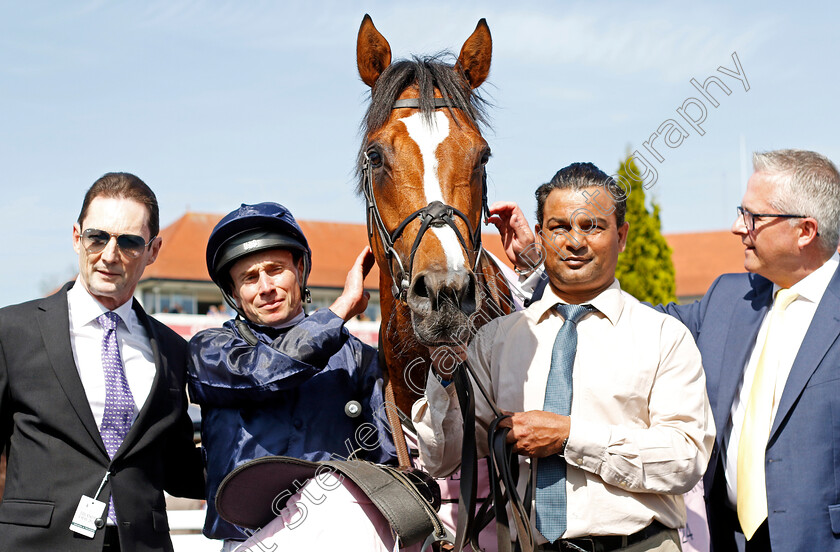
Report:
215,455,448,547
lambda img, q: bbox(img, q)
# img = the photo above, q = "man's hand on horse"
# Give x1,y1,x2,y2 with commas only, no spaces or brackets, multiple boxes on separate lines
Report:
426,343,468,381
330,246,375,321
498,410,570,458
486,201,541,272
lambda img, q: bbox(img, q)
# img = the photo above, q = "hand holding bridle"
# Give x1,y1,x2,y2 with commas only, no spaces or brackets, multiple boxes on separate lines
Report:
497,409,570,458
486,201,540,271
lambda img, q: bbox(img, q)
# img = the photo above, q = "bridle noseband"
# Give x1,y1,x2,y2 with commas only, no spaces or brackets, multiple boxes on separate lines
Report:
362,97,491,304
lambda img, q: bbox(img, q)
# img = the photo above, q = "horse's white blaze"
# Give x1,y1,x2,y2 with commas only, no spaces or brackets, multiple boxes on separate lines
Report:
401,111,466,271
430,227,466,271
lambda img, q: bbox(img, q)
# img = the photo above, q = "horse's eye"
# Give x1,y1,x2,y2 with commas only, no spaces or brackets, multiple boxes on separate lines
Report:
480,149,491,166
367,150,383,168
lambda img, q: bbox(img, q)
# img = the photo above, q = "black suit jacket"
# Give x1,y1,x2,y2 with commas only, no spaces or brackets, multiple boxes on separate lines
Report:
0,283,204,552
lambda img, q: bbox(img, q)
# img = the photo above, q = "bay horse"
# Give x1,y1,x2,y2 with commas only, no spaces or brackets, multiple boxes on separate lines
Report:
356,14,515,422
356,14,518,551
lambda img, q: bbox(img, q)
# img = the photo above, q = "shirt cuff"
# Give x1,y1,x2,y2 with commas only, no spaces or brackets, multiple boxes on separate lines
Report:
425,369,458,400
518,266,545,293
563,418,610,474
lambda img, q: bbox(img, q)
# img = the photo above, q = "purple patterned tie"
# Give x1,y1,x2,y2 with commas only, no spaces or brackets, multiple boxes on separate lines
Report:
98,311,135,523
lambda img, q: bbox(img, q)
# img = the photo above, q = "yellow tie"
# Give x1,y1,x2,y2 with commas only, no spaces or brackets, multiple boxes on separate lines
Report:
737,288,798,539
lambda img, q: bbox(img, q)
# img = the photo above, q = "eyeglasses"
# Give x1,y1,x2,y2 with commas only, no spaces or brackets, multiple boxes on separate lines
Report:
736,206,811,232
81,228,156,258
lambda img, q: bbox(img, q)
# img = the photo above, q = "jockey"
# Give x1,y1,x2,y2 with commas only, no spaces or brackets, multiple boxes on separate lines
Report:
187,202,396,551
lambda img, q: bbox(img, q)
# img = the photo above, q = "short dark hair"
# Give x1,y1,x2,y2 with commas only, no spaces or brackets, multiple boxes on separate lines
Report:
77,172,159,238
535,162,626,228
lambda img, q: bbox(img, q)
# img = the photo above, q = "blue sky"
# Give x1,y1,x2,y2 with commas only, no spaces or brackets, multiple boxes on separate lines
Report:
2,1,838,308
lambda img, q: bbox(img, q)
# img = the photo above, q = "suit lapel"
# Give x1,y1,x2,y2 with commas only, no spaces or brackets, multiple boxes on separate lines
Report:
36,283,108,458
715,276,773,431
115,300,167,458
770,265,840,441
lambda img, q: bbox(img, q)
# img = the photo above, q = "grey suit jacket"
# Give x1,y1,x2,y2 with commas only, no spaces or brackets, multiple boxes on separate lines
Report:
0,282,204,552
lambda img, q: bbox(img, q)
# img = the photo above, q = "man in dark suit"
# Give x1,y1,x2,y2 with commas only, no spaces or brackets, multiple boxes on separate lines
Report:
0,173,204,551
658,149,840,551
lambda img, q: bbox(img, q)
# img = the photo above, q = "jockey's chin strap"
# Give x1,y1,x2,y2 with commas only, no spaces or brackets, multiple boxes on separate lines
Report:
453,359,535,552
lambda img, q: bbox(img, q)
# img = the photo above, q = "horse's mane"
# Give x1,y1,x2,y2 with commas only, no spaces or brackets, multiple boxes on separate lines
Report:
356,52,491,194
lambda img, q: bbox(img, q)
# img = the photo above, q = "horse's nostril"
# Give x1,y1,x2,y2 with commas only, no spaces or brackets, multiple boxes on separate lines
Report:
413,275,429,299
407,274,433,316
460,273,478,315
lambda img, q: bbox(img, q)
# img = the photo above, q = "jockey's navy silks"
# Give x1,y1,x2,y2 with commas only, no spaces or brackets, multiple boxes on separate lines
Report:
189,306,396,540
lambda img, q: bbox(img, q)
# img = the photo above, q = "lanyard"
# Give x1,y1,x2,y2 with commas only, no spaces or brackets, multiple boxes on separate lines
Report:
93,471,111,501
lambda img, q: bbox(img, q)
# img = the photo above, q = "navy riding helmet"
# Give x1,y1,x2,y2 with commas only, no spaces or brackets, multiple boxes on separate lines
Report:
206,202,312,312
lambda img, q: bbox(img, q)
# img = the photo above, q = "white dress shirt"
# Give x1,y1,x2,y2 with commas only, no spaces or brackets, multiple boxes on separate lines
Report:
412,280,715,540
67,278,157,429
723,252,840,506
483,250,544,310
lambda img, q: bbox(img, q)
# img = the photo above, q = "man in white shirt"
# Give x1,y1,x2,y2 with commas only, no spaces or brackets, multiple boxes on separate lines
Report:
413,162,714,551
656,149,840,551
0,173,204,552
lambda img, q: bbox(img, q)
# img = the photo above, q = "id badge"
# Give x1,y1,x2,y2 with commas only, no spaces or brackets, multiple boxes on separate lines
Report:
69,495,107,538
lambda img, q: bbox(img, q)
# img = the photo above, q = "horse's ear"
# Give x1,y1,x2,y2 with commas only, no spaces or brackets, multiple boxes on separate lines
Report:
357,14,392,88
457,18,492,89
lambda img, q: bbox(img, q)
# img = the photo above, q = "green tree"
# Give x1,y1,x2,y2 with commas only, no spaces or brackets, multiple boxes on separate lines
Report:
613,152,678,304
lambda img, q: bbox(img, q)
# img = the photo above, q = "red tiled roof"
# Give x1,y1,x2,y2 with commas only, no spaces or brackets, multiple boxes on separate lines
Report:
142,212,514,289
665,230,746,298
144,213,218,282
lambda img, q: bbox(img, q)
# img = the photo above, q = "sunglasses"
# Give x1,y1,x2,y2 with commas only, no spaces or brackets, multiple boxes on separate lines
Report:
81,228,156,258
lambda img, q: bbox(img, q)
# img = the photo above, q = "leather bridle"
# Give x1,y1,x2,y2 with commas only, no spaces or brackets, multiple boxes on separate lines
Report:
361,97,491,304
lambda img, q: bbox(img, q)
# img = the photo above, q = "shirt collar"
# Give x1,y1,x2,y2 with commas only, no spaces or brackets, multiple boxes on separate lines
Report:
68,277,138,333
527,278,624,326
778,251,839,305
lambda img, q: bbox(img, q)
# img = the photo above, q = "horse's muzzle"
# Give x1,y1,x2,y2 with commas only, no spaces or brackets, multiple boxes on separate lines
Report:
406,269,480,344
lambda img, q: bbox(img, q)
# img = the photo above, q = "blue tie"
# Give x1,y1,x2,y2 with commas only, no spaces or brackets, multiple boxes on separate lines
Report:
98,311,136,523
535,303,594,542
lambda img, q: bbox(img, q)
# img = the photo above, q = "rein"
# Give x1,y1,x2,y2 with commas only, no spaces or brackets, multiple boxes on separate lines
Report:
361,96,491,303
454,359,535,552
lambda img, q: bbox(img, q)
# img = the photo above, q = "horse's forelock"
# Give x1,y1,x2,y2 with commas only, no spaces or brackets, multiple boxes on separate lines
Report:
355,53,491,195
